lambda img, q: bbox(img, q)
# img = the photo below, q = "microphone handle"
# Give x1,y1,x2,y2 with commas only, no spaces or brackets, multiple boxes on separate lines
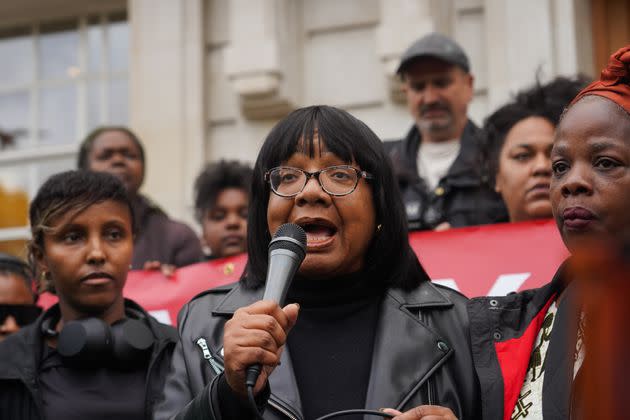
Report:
246,364,262,387
262,249,303,303
245,249,303,389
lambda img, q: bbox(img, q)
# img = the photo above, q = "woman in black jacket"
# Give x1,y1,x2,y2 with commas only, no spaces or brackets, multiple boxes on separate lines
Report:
155,106,479,420
0,170,177,420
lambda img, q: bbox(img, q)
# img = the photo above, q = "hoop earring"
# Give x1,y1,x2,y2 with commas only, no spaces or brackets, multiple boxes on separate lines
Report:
39,270,56,294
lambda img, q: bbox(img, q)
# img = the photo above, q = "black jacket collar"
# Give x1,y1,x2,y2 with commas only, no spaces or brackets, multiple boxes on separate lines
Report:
212,281,454,415
400,120,482,185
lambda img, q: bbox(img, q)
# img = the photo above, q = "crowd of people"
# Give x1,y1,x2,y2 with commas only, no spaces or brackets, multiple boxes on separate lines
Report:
0,32,629,419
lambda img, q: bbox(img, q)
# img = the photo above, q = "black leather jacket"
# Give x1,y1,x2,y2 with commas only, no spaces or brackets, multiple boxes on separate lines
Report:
154,280,480,420
387,122,508,230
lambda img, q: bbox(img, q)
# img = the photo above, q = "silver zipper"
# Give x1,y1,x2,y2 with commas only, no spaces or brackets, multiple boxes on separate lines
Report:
195,337,224,375
268,398,300,420
196,338,299,419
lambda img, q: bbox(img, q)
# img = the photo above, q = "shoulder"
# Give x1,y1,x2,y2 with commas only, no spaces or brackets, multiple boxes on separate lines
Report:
176,282,241,332
432,283,469,305
387,280,468,313
0,324,38,374
124,299,178,342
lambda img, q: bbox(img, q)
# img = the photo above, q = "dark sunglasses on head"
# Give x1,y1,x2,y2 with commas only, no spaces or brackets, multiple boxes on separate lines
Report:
0,304,42,327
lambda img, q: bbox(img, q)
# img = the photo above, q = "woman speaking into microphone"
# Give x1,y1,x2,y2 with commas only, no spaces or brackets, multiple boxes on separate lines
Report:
155,106,479,420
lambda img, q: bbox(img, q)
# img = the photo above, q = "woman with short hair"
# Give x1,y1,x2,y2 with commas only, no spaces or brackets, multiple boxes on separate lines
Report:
155,105,479,420
481,76,588,223
78,127,203,270
0,170,177,420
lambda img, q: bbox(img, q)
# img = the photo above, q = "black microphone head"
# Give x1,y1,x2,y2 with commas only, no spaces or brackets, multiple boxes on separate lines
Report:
269,223,307,260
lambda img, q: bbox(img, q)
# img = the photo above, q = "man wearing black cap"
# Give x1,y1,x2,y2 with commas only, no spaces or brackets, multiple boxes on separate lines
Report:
389,32,507,231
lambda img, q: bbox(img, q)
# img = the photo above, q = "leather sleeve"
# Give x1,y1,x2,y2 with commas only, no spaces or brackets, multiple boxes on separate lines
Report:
153,309,196,420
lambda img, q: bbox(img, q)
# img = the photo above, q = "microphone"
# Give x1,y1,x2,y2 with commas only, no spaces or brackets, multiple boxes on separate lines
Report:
245,223,307,389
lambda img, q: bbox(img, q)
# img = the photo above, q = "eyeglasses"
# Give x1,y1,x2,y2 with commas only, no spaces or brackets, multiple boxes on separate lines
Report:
265,165,373,197
0,304,42,327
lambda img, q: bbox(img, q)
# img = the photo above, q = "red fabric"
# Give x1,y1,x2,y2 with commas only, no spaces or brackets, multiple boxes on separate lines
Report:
494,295,556,420
571,44,630,113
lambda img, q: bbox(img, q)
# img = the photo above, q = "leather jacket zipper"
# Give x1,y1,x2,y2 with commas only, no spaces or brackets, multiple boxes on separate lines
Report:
195,337,302,420
268,396,303,420
195,337,224,375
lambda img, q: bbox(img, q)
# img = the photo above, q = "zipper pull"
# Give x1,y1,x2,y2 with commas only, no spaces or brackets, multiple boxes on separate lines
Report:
195,337,224,375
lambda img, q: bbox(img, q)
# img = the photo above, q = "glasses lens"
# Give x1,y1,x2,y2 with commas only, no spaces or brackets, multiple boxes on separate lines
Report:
270,168,305,196
0,304,42,326
320,167,358,195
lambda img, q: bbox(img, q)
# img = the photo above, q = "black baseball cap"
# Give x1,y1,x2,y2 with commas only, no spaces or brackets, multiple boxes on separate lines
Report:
396,32,470,75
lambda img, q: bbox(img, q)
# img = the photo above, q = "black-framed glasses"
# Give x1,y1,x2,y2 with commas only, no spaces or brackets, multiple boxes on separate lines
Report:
0,304,42,327
265,165,373,197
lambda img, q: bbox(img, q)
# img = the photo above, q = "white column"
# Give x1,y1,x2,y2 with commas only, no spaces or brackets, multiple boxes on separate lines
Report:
376,0,437,102
128,0,205,225
223,0,299,119
484,0,556,110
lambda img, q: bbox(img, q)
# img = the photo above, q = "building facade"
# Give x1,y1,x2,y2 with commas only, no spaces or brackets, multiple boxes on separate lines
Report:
0,0,627,256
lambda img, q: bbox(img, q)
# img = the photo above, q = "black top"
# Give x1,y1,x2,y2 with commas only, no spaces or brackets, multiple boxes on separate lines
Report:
285,272,384,420
39,345,149,420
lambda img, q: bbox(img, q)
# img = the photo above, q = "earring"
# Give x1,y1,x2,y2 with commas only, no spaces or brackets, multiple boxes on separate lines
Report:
376,224,382,232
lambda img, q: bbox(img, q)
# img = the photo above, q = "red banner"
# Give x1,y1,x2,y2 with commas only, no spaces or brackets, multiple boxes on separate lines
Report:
39,219,568,325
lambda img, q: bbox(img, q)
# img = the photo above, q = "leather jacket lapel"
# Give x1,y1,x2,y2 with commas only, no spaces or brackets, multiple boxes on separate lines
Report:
364,284,453,411
268,347,304,418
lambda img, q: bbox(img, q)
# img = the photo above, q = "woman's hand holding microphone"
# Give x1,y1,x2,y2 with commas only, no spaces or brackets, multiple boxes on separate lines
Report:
222,300,300,396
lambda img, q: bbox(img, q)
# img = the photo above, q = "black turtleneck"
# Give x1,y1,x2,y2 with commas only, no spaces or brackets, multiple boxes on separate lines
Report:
285,272,384,420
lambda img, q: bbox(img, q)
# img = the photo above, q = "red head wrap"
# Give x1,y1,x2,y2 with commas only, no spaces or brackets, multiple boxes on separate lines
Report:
570,45,630,115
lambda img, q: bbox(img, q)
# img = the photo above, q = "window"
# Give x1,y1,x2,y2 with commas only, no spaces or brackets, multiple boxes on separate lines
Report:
0,12,129,257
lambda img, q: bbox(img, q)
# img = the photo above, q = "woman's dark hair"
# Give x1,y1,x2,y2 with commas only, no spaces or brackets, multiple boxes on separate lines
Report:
0,253,36,302
77,126,146,171
244,105,426,291
481,75,591,186
28,170,134,293
193,160,253,222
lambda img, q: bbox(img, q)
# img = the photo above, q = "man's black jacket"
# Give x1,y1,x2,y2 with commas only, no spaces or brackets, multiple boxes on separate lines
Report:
387,122,508,230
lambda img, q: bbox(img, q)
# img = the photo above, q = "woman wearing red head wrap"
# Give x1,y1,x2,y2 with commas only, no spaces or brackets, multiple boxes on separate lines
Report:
468,45,630,420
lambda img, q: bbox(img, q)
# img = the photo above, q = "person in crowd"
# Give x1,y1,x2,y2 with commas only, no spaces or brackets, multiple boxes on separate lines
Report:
468,45,630,420
0,253,41,342
482,76,589,222
78,126,203,271
388,32,507,231
194,160,252,259
0,170,177,420
155,106,478,420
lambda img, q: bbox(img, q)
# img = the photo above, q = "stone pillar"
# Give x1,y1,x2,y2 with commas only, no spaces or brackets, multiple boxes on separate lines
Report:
128,0,205,225
376,0,437,103
223,0,299,119
483,0,592,110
